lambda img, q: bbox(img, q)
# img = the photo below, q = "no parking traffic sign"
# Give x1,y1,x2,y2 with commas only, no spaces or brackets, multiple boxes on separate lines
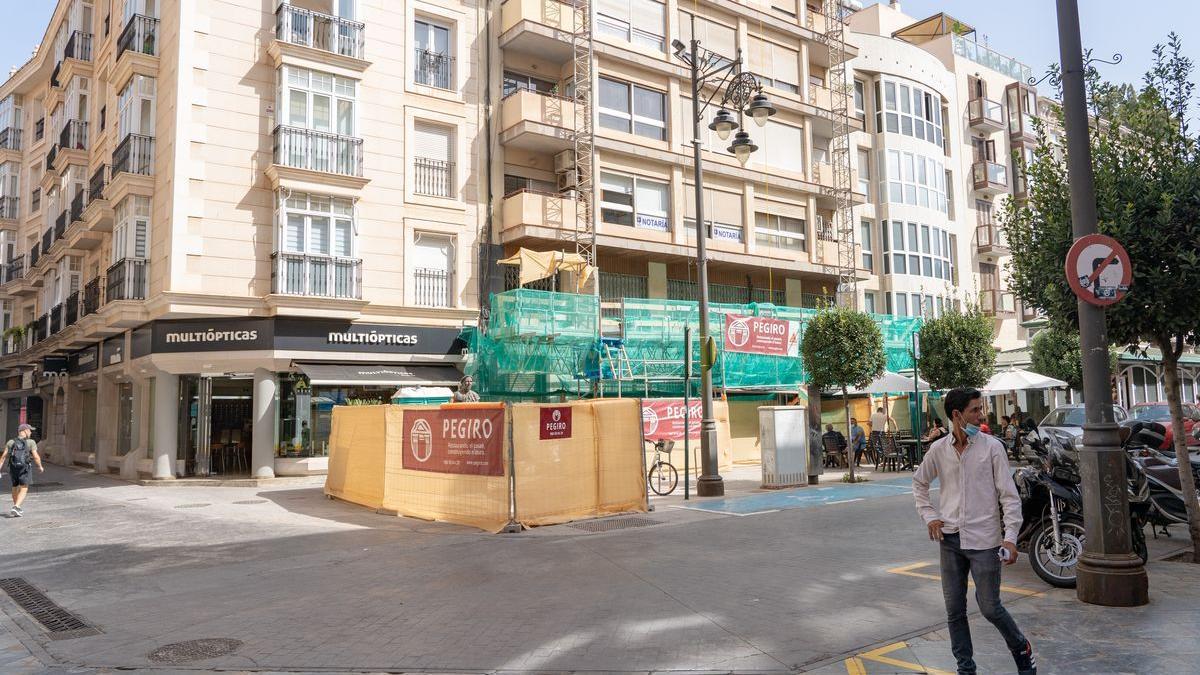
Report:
1065,234,1132,306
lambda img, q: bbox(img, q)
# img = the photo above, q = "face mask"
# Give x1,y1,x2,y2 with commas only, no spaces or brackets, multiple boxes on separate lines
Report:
964,423,981,438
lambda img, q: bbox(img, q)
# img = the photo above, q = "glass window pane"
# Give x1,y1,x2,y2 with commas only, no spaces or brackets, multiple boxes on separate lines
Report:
289,90,307,126
286,214,305,252
337,100,353,136
334,220,352,257
310,216,330,254
312,95,331,130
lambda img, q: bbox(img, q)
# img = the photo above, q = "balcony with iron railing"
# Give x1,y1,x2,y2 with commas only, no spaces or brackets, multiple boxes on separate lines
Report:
105,258,148,302
32,316,47,344
271,252,361,299
64,291,79,327
43,224,56,254
968,97,1005,133
412,157,454,198
50,304,62,335
30,188,40,213
64,30,94,62
272,125,363,177
275,3,365,60
4,255,23,283
58,119,88,153
46,144,58,169
413,267,453,307
414,49,454,89
0,197,17,221
113,133,154,176
33,118,44,143
70,191,84,223
118,14,159,58
979,288,1016,317
971,160,1007,195
0,127,19,151
88,164,108,202
28,243,40,269
82,276,102,315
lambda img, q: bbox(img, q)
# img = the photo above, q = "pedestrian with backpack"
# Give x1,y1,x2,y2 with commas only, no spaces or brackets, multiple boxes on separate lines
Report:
0,424,44,517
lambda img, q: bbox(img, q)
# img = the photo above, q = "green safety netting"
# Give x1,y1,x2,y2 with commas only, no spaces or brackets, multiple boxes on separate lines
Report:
462,289,922,400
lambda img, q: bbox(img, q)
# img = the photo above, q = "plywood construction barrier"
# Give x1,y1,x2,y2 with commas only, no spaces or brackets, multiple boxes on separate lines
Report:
325,401,647,532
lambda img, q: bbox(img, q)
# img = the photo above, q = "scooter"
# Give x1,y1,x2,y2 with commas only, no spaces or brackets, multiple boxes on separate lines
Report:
1128,422,1199,530
1013,433,1149,588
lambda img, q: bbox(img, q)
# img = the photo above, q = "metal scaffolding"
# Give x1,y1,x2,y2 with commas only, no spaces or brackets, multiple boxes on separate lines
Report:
568,0,596,269
821,0,858,310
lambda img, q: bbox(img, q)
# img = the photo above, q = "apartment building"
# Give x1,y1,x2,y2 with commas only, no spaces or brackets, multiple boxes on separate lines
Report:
0,0,486,479
490,0,861,308
847,2,1039,353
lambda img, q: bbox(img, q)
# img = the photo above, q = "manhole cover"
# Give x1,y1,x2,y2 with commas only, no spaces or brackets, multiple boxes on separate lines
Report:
173,503,210,509
233,500,267,505
0,578,101,640
569,516,660,532
147,638,243,664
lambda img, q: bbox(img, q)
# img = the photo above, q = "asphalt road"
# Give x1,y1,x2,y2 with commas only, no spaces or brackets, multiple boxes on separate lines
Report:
0,464,1193,673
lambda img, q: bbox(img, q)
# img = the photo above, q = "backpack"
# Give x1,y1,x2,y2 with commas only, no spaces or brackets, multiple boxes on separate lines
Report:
8,438,31,469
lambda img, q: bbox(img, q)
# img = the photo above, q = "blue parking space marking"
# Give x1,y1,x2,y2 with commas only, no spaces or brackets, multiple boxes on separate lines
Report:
672,476,922,516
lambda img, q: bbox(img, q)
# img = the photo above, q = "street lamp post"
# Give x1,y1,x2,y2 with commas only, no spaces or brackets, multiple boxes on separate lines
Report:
672,19,776,497
1055,0,1148,606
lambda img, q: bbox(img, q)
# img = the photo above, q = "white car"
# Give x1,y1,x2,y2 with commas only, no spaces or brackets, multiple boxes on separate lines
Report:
1035,404,1130,460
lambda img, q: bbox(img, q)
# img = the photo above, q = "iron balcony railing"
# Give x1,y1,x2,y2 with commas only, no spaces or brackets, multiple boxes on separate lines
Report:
271,252,361,299
275,4,365,60
30,188,40,212
413,267,452,307
28,243,40,269
118,14,158,58
113,133,154,176
0,196,17,220
34,118,43,142
50,304,62,335
32,316,46,344
64,291,79,326
65,30,94,61
58,119,88,151
55,210,67,239
46,144,57,169
272,125,363,177
70,191,84,222
106,257,148,302
414,49,454,89
89,164,107,202
82,276,102,315
50,61,61,88
4,255,23,283
0,127,19,150
43,226,54,254
412,157,454,198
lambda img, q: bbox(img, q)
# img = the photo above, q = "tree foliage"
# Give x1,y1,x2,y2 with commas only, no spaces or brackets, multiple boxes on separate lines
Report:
801,307,886,392
916,309,996,391
1029,326,1119,391
1001,32,1200,554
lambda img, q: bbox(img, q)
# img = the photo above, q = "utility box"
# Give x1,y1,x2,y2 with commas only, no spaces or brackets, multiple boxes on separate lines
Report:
759,406,808,488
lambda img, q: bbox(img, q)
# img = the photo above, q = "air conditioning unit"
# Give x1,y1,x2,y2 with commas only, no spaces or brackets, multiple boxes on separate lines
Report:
554,150,576,174
556,171,577,192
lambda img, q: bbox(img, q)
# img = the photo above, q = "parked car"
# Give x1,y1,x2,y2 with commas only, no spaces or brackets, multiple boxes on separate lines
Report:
1130,402,1200,448
1034,404,1130,461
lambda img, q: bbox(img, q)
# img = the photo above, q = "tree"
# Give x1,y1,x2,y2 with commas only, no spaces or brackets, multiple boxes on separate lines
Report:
801,307,886,481
1029,326,1120,391
1001,33,1200,556
916,309,996,391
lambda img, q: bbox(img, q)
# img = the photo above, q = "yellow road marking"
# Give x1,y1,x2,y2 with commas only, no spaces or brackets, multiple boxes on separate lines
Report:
841,641,954,674
885,561,1045,597
843,655,867,675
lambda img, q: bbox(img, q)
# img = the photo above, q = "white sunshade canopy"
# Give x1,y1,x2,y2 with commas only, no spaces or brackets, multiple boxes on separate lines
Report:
845,371,930,395
982,367,1068,394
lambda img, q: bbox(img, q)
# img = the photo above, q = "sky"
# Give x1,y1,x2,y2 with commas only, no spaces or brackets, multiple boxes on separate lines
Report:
0,1,1195,95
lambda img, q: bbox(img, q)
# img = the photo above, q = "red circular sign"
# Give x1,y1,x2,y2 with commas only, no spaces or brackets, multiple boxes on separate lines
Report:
1065,234,1132,306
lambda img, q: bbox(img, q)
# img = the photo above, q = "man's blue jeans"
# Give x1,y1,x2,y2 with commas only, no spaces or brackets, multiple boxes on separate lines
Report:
939,533,1028,674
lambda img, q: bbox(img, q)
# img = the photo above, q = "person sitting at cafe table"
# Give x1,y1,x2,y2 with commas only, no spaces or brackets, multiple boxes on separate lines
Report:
823,424,848,465
922,416,947,443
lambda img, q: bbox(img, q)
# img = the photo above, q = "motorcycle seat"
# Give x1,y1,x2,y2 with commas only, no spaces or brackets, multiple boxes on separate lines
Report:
1143,464,1184,491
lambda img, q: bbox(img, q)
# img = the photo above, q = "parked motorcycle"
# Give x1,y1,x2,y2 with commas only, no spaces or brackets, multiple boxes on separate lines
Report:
1127,421,1200,530
1013,432,1149,588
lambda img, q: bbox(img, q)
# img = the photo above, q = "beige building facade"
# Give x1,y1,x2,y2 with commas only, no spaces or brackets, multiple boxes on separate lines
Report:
0,0,486,479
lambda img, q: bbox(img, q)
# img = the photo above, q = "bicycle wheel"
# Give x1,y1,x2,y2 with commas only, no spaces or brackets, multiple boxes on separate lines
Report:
648,460,679,496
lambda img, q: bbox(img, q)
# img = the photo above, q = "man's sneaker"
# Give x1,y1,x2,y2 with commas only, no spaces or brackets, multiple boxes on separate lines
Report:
9,506,21,518
1013,639,1036,674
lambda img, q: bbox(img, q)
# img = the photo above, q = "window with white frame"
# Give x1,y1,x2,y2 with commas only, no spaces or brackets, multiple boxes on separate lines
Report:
55,256,81,304
599,172,669,232
678,11,735,67
280,192,355,258
863,292,876,314
881,219,952,281
411,232,454,308
413,18,453,89
0,162,18,199
598,0,666,52
879,148,948,213
112,195,150,263
411,121,455,198
755,212,806,252
125,0,158,21
748,36,799,94
854,79,866,120
118,74,155,137
875,77,942,149
860,219,873,271
599,77,666,140
856,148,870,196
280,65,356,136
752,120,805,174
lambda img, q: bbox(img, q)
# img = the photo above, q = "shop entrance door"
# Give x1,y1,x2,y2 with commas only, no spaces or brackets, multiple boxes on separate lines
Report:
179,376,254,477
117,382,134,456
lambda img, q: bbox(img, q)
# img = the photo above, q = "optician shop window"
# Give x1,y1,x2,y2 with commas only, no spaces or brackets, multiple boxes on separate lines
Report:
277,374,398,458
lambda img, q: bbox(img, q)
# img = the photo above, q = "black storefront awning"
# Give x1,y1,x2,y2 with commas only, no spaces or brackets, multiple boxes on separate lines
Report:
296,363,462,387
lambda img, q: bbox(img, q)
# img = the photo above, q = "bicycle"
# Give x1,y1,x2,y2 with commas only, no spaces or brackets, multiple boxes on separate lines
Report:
646,439,678,496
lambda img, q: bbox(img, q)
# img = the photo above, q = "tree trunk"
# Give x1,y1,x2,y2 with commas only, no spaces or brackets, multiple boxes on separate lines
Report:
1158,341,1200,560
844,387,854,482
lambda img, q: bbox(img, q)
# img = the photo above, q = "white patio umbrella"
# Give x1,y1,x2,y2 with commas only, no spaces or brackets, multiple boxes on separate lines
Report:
848,370,930,395
982,367,1068,394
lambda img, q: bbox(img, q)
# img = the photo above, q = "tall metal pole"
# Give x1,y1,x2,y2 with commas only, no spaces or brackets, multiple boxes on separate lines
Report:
1056,0,1147,606
689,25,724,496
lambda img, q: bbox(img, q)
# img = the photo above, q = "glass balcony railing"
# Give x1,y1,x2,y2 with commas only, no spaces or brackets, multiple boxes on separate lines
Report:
968,98,1004,129
953,35,1032,83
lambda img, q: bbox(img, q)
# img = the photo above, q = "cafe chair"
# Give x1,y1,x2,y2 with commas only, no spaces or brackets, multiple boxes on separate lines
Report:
822,435,848,468
879,433,905,472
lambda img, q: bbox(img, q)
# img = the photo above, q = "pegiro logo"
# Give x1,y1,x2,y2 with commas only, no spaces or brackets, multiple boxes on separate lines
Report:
642,407,660,435
727,318,750,348
551,409,562,423
410,418,433,462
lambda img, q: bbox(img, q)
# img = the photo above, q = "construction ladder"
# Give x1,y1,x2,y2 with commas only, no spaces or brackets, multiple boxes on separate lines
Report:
822,0,858,310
